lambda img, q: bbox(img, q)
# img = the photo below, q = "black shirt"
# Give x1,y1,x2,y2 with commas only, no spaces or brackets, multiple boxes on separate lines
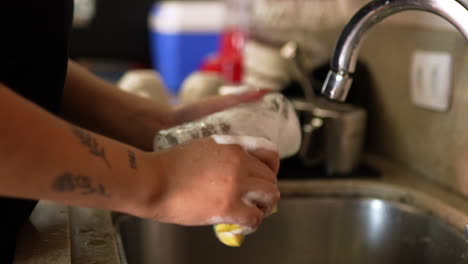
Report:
0,1,73,262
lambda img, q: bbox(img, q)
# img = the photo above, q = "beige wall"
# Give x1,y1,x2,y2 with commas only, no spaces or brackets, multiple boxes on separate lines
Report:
315,13,468,196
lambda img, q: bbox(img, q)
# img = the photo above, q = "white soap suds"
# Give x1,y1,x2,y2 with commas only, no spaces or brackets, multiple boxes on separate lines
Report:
236,226,255,235
242,191,274,208
207,93,301,158
242,191,277,217
202,216,255,235
211,135,278,153
202,216,236,225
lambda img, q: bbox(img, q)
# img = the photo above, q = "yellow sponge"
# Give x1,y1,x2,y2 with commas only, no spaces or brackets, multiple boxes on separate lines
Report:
214,224,246,247
213,206,278,247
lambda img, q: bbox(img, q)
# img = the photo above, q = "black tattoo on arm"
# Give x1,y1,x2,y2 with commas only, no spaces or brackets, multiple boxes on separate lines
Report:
128,150,137,170
52,172,110,197
70,126,111,168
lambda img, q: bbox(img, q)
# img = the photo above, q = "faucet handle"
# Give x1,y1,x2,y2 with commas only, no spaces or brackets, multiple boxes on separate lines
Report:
280,41,316,101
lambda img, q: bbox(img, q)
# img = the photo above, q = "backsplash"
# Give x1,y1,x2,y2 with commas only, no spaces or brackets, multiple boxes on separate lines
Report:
315,12,468,196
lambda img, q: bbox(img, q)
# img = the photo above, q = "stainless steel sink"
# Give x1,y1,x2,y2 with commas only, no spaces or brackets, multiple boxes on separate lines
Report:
115,196,468,264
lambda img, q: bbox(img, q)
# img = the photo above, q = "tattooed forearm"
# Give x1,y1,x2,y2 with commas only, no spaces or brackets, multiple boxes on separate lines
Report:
52,172,110,197
128,150,137,170
70,126,111,168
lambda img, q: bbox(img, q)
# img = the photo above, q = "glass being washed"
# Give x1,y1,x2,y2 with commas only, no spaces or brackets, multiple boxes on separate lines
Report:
153,92,301,247
154,92,301,158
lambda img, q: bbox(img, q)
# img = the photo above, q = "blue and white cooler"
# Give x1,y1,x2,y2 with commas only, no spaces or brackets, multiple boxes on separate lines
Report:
149,1,225,95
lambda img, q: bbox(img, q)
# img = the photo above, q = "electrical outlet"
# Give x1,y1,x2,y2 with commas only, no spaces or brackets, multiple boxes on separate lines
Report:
410,50,453,112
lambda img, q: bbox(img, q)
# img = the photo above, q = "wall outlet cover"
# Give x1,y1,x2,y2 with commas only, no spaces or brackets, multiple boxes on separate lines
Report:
410,50,453,112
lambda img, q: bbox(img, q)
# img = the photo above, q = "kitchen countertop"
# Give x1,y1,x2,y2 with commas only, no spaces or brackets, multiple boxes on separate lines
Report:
13,154,468,263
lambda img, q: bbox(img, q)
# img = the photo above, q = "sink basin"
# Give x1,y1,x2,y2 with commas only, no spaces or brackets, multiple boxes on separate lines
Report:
115,196,468,264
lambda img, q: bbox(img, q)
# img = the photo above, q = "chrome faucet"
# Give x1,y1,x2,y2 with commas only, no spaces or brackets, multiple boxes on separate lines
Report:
321,0,468,102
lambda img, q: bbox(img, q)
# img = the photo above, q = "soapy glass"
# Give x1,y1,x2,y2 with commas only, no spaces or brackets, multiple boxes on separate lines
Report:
154,93,301,159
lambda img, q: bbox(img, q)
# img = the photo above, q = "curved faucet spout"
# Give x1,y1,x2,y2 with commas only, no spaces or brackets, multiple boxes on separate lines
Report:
321,0,468,101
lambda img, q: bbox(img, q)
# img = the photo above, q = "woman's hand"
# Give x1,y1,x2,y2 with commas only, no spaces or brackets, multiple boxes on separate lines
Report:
172,89,269,125
134,137,280,229
62,60,269,151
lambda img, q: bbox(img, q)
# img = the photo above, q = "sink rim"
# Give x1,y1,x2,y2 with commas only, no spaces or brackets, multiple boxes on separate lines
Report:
277,179,468,237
